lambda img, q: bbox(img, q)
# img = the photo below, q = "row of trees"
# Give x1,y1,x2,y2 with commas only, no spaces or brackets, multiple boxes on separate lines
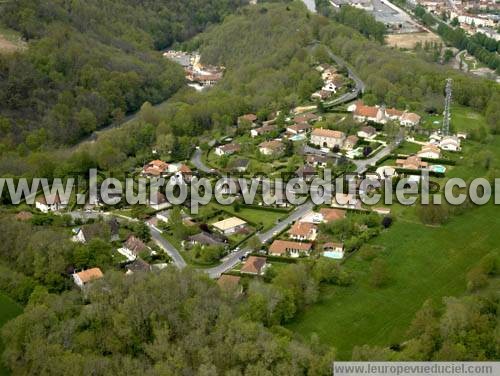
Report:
413,5,499,72
437,23,500,73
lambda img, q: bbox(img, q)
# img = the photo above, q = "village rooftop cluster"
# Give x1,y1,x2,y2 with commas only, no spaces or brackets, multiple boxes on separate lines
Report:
13,57,488,295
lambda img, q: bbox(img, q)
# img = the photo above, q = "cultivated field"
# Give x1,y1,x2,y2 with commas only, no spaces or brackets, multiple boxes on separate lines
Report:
386,32,442,49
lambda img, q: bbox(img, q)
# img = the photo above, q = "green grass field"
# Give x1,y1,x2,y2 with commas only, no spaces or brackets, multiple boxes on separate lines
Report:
210,203,289,231
450,105,488,133
0,293,22,375
287,203,500,359
395,141,420,155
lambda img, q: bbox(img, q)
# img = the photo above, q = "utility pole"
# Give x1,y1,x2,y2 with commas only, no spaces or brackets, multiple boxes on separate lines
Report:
442,78,452,136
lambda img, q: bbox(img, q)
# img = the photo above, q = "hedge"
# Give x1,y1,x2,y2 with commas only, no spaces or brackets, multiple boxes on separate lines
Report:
251,253,298,263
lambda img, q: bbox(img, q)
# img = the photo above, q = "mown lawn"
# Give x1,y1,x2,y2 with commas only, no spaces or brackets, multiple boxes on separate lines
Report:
450,105,488,133
0,293,22,375
287,203,500,359
210,203,289,231
395,141,420,155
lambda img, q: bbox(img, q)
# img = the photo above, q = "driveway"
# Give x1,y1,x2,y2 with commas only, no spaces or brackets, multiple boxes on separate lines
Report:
150,226,187,269
191,148,215,174
204,201,315,278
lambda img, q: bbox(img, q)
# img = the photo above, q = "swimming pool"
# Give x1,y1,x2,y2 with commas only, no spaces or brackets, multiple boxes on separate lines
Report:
290,134,306,141
430,165,446,173
323,251,343,259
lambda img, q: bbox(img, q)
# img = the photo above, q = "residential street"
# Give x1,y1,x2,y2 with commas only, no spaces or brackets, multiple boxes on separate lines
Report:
67,36,372,280
323,49,366,107
353,132,404,173
150,226,187,269
204,201,315,278
191,147,216,174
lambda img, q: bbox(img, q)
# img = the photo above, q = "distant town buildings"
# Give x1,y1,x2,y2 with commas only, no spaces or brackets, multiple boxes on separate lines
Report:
163,50,224,90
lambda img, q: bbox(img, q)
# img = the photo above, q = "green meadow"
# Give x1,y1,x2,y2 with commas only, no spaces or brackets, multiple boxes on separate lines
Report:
288,203,499,359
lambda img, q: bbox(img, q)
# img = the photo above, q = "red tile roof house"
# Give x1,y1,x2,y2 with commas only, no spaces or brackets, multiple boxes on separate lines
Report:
35,193,67,213
250,124,275,138
212,217,247,235
343,135,359,151
310,90,332,101
293,113,320,124
400,112,421,127
217,275,243,294
269,240,312,258
417,144,441,159
169,164,193,185
396,155,428,170
385,107,404,120
72,267,104,289
357,125,377,139
352,101,381,123
288,222,318,241
286,122,312,135
141,160,169,178
331,193,361,210
310,128,346,149
295,165,317,182
148,191,171,211
306,154,329,168
241,256,268,275
215,143,241,156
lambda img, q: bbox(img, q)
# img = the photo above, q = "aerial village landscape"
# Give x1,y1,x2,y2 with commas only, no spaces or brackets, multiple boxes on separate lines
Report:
0,0,498,372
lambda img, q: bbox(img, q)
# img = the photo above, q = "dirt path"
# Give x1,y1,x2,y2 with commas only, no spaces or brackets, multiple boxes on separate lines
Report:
0,34,26,53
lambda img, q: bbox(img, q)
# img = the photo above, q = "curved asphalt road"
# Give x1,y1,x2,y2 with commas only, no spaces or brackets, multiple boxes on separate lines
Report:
323,49,366,108
204,201,315,278
191,148,217,174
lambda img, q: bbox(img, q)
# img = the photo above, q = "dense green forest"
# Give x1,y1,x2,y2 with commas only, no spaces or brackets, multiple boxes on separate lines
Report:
0,0,245,148
0,3,325,177
2,268,335,375
316,2,387,43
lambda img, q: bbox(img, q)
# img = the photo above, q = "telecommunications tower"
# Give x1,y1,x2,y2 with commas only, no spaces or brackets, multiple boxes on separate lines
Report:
442,78,452,136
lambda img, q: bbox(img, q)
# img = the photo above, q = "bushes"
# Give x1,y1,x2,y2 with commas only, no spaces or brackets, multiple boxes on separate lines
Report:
466,252,498,292
0,265,37,304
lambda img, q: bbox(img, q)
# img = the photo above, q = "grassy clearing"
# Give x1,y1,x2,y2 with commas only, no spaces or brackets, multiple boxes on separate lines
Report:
0,27,26,54
395,141,421,155
386,32,442,49
287,203,500,359
450,105,488,133
0,293,22,375
209,203,288,231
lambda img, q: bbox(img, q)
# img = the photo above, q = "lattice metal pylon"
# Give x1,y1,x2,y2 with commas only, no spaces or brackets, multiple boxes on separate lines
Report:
443,78,452,136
